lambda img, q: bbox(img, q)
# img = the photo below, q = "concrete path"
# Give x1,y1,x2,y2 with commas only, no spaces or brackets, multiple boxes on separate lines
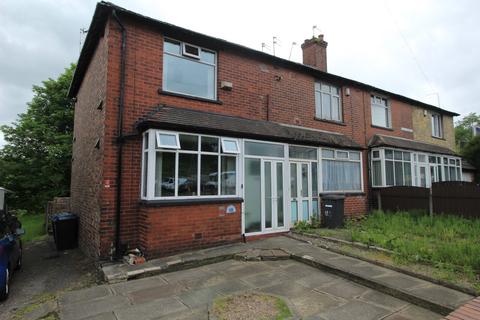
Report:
60,259,444,320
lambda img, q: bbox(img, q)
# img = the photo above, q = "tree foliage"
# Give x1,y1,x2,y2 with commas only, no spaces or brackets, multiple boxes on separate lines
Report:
0,64,75,213
462,135,480,182
455,112,480,151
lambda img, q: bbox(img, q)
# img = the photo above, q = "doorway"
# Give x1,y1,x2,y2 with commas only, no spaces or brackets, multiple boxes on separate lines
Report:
290,162,319,224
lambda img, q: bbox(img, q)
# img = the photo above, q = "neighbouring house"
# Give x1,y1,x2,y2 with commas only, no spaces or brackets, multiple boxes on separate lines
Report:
68,2,462,260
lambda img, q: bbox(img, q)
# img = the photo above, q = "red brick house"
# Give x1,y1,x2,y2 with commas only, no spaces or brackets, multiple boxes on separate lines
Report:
69,2,460,260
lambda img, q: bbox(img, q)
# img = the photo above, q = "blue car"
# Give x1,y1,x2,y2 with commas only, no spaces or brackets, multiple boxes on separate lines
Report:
0,217,23,301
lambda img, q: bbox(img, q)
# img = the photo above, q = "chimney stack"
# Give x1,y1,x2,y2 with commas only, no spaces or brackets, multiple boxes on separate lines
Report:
301,35,328,72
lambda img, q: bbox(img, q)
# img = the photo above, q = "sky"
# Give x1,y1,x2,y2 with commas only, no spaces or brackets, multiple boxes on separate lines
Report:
0,0,479,147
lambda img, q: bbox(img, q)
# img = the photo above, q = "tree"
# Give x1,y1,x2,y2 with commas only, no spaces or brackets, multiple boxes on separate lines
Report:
0,64,75,213
462,135,480,182
455,113,480,151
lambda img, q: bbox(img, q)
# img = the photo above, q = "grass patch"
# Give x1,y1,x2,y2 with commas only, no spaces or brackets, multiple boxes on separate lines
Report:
212,293,292,320
18,212,46,242
294,210,480,290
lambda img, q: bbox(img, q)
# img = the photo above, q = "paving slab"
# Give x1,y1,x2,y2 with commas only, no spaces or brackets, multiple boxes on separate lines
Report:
373,273,428,290
315,300,392,320
316,277,370,300
127,282,188,304
359,290,409,311
383,304,442,320
110,275,168,295
113,297,188,320
289,290,344,317
177,286,223,308
241,270,291,287
60,295,131,320
59,285,113,305
407,284,474,310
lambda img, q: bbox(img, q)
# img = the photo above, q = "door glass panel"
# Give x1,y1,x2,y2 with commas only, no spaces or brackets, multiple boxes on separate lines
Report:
277,162,284,227
245,159,261,233
264,162,272,229
312,199,319,219
291,201,298,223
301,164,309,197
302,200,309,221
420,167,426,187
312,163,318,196
290,164,297,197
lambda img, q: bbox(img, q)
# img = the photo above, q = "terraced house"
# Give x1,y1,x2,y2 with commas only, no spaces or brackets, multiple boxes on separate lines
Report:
69,2,462,260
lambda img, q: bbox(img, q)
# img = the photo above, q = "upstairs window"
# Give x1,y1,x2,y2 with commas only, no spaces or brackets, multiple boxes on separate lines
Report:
431,113,443,138
163,38,216,100
371,95,391,128
315,82,342,122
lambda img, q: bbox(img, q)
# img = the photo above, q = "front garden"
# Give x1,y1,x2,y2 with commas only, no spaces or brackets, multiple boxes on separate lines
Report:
294,210,480,292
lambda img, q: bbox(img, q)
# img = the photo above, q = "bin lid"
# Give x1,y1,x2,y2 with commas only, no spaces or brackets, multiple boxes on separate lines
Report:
51,212,78,221
320,194,346,200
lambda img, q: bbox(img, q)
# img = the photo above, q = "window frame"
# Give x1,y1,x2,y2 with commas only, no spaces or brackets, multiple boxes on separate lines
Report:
162,37,218,101
314,82,342,122
221,138,240,154
371,94,392,128
431,113,443,138
156,131,180,149
142,129,240,200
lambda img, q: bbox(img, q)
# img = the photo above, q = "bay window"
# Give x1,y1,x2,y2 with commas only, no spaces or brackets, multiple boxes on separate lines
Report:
321,149,362,192
142,130,239,199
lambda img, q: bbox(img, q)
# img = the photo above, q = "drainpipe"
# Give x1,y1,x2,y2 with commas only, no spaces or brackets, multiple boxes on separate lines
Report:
112,9,126,259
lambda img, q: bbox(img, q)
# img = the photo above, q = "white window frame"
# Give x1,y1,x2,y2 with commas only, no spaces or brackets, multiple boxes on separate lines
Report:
163,37,217,100
431,113,443,138
320,148,363,193
143,129,240,200
370,148,462,187
371,94,392,128
315,82,342,122
182,42,201,59
156,131,180,149
221,138,240,154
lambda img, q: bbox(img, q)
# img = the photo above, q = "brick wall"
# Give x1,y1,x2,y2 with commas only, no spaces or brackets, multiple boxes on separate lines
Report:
71,27,109,259
412,108,455,150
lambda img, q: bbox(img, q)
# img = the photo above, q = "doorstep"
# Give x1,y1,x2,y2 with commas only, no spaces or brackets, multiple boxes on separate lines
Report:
100,235,473,316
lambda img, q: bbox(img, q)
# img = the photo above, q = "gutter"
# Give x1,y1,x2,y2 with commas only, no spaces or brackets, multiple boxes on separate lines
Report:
112,9,127,259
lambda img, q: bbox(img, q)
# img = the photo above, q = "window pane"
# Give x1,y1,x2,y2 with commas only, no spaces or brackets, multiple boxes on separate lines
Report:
245,159,261,233
155,152,175,197
201,136,219,152
322,149,334,158
444,165,450,180
418,155,426,162
179,134,198,151
321,93,331,119
394,162,404,186
337,151,348,159
178,153,198,196
164,39,181,54
385,160,394,186
385,149,393,159
157,132,178,148
163,54,215,99
301,164,308,197
200,50,215,64
321,83,330,92
372,104,387,127
350,152,360,160
221,156,236,195
200,155,218,195
315,91,322,117
372,160,382,186
403,152,411,161
372,150,380,159
404,162,412,186
394,151,402,160
289,145,317,160
290,163,297,197
277,162,284,227
144,132,149,149
449,166,456,181
332,96,340,121
322,159,361,191
221,138,239,153
265,162,272,228
245,141,284,157
142,152,148,197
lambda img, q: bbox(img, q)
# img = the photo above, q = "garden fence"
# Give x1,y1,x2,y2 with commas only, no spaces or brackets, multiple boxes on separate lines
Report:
375,182,480,218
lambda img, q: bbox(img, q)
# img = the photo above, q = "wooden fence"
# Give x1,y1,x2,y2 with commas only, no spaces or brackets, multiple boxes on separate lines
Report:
375,182,480,218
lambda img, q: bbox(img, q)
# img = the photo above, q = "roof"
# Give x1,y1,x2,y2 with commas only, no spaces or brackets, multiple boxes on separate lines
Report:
368,134,457,156
136,105,362,149
462,159,476,171
68,2,459,117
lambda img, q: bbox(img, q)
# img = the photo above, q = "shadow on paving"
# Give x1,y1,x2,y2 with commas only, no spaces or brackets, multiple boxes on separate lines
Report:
0,237,98,320
58,259,444,320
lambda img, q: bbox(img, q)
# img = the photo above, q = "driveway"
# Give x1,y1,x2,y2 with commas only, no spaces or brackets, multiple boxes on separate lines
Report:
58,259,442,320
0,238,97,320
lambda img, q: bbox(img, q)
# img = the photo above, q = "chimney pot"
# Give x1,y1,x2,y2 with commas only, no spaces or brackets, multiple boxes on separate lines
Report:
301,35,328,72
